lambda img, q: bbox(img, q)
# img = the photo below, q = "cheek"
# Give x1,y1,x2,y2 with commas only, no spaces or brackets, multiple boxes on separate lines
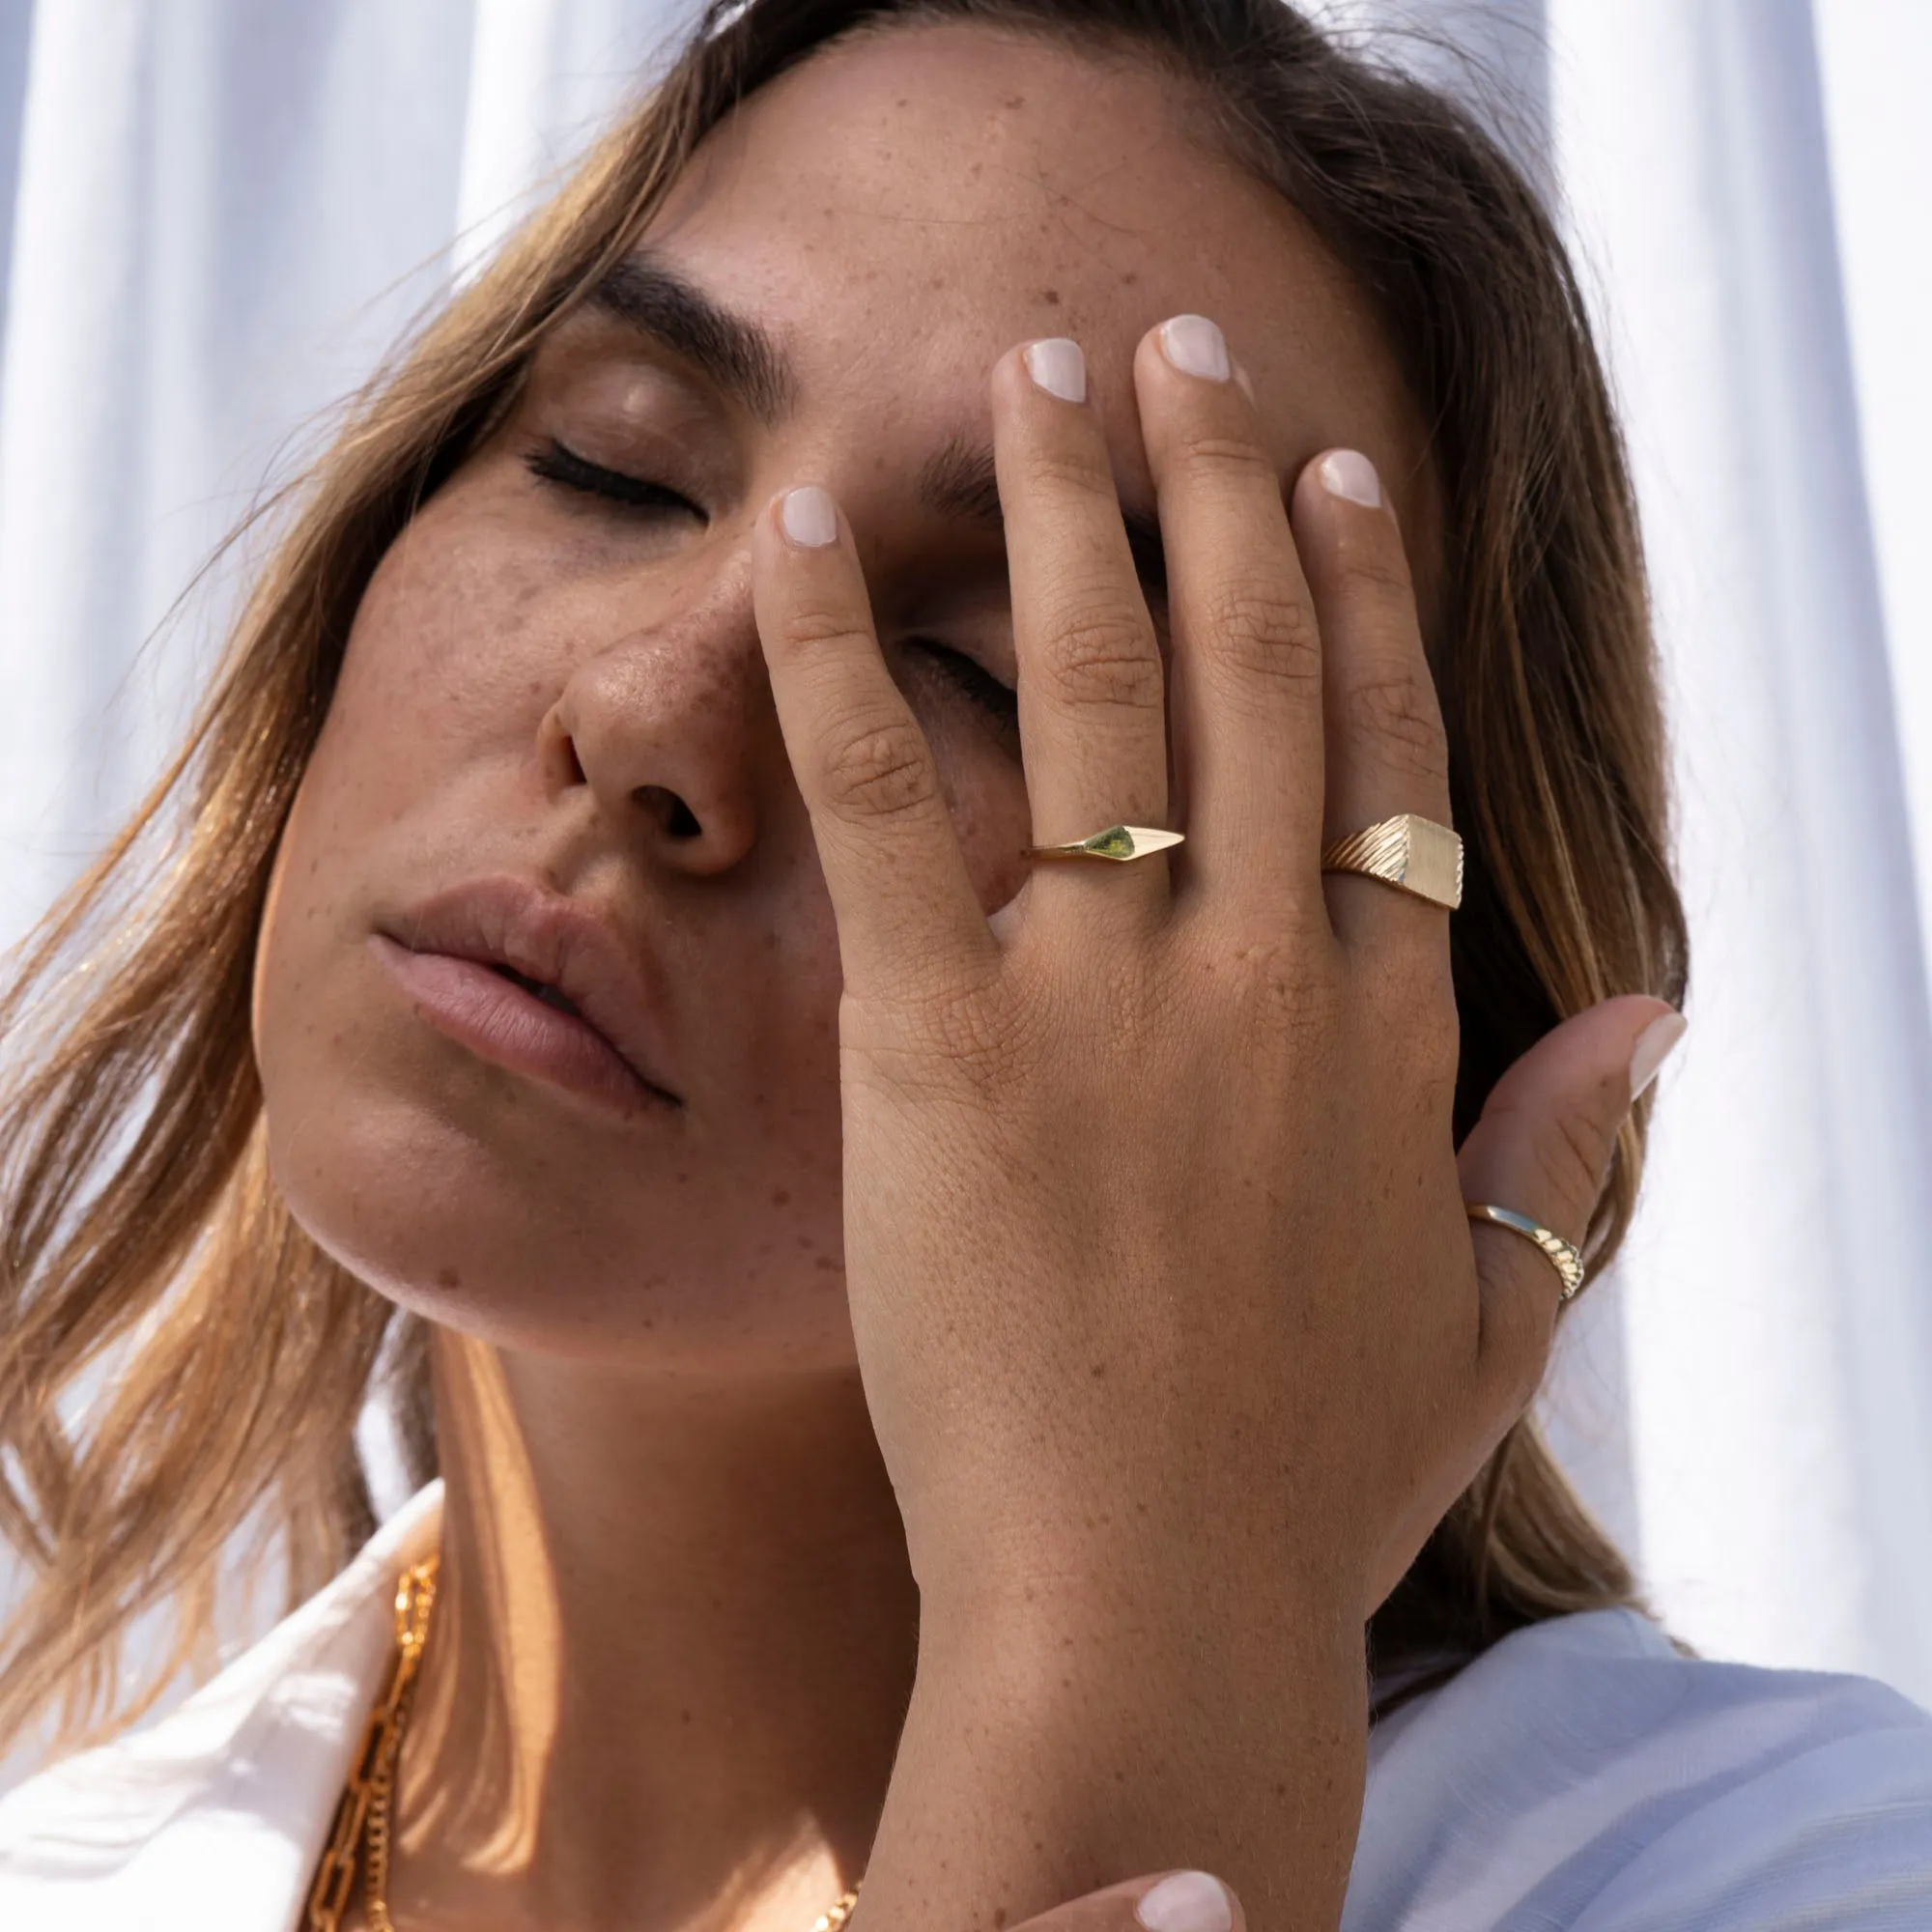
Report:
921,722,1032,913
327,515,561,796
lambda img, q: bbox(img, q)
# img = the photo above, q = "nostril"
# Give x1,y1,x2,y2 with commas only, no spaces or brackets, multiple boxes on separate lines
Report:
636,783,701,839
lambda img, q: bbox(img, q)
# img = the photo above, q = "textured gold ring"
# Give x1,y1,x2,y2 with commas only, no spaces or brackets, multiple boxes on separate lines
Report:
1024,824,1185,864
1465,1204,1586,1302
1321,812,1463,910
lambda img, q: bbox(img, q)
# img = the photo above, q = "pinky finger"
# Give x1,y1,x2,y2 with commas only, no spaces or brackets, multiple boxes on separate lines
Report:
1458,996,1686,1415
753,485,993,998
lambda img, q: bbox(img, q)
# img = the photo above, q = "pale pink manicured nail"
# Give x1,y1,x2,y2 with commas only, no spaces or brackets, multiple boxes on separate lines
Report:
1319,449,1381,508
1136,1871,1236,1932
1023,337,1086,403
1159,314,1231,382
1630,1009,1688,1099
780,485,839,548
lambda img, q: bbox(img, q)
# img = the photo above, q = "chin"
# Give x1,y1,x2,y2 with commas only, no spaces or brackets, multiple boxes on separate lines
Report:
261,1048,854,1378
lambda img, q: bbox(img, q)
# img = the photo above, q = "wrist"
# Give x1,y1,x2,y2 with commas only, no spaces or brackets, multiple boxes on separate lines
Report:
863,1585,1366,1932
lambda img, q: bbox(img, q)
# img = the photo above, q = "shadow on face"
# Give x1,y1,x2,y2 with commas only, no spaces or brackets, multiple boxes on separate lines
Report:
249,20,1423,1378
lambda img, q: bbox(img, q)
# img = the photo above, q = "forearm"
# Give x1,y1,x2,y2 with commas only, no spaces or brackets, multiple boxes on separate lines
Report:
859,1580,1368,1932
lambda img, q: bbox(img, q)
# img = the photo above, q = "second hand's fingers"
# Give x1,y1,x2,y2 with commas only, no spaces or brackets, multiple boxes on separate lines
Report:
752,485,993,998
1008,1870,1243,1932
1290,449,1455,956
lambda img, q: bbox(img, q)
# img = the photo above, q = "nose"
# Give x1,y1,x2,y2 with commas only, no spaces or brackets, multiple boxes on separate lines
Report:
537,579,768,876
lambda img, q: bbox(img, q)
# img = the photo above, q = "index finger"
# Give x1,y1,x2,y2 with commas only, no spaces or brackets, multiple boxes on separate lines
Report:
752,485,994,998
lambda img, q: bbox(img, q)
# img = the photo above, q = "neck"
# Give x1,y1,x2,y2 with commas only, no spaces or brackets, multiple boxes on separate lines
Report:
392,1330,919,1932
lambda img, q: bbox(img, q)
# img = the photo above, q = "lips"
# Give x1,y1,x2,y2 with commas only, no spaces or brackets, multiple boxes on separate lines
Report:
372,878,682,1115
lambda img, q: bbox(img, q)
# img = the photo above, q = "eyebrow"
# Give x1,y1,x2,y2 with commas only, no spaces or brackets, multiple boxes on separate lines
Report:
586,254,796,423
586,260,1167,600
917,437,1170,605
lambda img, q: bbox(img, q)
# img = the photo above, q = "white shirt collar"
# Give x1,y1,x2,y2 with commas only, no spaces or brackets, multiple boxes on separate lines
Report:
0,1482,443,1931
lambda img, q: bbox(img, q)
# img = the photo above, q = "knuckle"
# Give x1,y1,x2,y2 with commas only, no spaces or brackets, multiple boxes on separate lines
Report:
892,978,1017,1072
1342,663,1448,783
1409,1011,1463,1107
1023,441,1118,503
1226,936,1334,1028
1494,1079,1618,1221
820,714,938,822
1362,955,1459,1099
781,601,868,653
1203,578,1321,687
1336,543,1415,605
1039,601,1163,710
1172,428,1278,489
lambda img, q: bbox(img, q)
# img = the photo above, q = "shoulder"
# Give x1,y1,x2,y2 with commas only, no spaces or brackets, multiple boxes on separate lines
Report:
0,1483,441,1931
1350,1607,1932,1930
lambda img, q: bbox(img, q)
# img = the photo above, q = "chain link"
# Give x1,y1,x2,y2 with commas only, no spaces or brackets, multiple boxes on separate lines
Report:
811,1880,864,1930
305,1558,438,1932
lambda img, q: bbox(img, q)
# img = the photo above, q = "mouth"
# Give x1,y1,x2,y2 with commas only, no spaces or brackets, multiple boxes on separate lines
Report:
371,879,683,1118
491,962,584,1018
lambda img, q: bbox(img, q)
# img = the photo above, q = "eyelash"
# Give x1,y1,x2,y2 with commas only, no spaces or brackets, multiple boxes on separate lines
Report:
907,639,1018,729
527,439,1013,731
525,438,704,520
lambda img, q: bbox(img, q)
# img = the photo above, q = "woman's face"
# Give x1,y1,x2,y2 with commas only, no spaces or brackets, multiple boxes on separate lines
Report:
253,23,1424,1373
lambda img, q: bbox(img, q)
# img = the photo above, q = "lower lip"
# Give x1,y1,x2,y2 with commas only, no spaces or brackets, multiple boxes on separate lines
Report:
371,935,672,1116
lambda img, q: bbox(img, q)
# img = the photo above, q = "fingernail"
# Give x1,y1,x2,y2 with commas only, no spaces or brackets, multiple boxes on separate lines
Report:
1319,449,1381,509
1136,1871,1236,1932
780,484,839,548
1023,337,1086,404
1159,314,1231,382
1629,1009,1688,1099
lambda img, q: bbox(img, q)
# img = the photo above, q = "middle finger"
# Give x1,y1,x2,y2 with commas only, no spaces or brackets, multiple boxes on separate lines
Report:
1135,314,1327,924
993,337,1173,931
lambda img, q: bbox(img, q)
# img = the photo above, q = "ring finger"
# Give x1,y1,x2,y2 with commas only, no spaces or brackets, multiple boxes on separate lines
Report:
1291,449,1456,956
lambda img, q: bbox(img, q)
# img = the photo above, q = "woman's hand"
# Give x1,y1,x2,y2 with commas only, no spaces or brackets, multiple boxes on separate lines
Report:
753,319,1677,1929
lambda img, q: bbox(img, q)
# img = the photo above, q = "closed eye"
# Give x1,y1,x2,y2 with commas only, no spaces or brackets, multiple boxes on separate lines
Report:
525,438,705,520
903,638,1018,731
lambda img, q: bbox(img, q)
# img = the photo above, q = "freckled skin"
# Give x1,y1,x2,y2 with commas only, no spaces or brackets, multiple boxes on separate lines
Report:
251,24,1423,1377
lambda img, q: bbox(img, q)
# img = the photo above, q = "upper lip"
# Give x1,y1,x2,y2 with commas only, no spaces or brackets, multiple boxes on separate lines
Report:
381,876,682,1107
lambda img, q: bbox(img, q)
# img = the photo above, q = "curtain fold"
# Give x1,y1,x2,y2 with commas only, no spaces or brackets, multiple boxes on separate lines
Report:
1,0,1928,1713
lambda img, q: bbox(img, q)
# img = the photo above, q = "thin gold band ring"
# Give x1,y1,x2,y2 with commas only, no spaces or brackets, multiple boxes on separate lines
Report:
1465,1204,1585,1302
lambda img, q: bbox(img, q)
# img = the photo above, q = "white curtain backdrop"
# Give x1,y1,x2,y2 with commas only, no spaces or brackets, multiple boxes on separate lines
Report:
2,0,1930,1716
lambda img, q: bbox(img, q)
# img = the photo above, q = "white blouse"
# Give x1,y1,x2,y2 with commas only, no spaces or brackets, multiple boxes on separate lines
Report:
3,1483,1929,1929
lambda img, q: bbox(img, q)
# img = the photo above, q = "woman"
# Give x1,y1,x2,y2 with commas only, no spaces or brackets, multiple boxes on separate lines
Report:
1,0,1926,1925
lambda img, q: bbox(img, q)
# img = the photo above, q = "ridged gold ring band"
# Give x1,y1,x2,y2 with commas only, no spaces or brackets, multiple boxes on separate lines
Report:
1321,812,1463,910
1465,1204,1586,1302
1023,824,1185,863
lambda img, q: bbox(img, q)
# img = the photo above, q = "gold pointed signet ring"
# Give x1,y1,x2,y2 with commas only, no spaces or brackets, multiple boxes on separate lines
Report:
1023,824,1185,864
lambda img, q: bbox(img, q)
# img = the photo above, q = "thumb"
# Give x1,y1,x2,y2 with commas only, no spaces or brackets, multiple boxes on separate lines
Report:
1458,994,1686,1407
1011,1870,1243,1932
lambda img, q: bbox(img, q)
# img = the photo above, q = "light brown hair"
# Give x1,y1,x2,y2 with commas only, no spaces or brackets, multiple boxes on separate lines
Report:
0,0,1686,1757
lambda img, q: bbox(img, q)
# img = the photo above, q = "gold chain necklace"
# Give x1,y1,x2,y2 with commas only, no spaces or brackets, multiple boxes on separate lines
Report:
305,1555,863,1931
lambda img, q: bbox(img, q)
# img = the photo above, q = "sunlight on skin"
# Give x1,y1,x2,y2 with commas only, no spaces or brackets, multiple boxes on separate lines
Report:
401,1333,561,1877
248,18,1425,1928
397,1340,860,1919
